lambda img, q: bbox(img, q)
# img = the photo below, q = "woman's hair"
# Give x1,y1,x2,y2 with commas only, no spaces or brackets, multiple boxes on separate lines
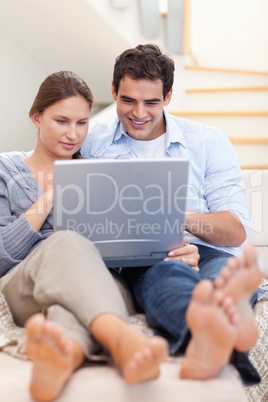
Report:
29,71,93,117
113,44,175,99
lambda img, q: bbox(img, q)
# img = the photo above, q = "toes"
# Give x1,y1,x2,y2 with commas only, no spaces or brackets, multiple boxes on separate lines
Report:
212,288,224,304
214,266,232,288
221,295,235,317
124,343,162,384
219,266,233,281
25,314,68,357
218,295,239,325
214,275,225,289
214,256,242,289
243,244,258,268
150,338,168,358
192,280,213,304
26,314,46,340
25,313,45,330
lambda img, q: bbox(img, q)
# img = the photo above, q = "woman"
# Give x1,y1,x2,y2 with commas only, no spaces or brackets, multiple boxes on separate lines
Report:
0,71,170,401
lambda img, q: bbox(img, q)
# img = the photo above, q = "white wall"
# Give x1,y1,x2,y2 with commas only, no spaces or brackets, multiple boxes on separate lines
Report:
0,0,267,152
85,0,165,49
191,0,268,71
0,0,131,152
0,32,46,152
87,0,268,71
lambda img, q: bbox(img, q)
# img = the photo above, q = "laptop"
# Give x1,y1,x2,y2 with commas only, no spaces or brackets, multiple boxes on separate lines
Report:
53,158,189,268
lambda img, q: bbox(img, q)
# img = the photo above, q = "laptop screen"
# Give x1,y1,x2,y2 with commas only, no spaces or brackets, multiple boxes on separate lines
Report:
54,158,189,268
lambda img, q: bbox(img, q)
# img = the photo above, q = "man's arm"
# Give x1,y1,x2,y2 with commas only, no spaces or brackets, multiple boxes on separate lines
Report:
185,210,246,247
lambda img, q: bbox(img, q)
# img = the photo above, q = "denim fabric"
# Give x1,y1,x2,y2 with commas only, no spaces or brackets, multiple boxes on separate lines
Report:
198,244,233,279
122,261,199,353
122,244,261,385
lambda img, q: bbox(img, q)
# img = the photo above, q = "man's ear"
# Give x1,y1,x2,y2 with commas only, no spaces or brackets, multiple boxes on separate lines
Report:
164,88,173,106
30,113,41,128
111,82,117,101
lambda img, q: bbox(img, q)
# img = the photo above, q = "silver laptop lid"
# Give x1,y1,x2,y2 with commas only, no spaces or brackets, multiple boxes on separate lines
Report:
54,158,189,267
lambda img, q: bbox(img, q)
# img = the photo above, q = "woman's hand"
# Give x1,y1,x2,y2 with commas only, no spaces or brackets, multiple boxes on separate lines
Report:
164,238,200,272
24,187,54,232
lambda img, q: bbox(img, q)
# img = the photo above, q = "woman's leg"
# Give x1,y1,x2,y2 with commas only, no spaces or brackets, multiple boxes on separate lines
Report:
0,231,129,328
1,231,167,399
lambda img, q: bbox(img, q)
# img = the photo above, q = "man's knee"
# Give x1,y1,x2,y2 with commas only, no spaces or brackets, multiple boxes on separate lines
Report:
148,260,199,282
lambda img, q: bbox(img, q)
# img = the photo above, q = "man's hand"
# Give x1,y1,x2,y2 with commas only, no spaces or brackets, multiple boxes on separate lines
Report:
164,238,200,272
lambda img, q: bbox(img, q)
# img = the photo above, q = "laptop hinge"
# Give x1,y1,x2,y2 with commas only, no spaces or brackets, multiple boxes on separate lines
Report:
104,253,168,269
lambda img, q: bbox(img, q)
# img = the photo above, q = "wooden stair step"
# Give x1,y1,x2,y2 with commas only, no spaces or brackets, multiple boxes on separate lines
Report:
170,111,268,117
230,138,268,144
186,86,268,93
184,65,268,75
241,164,268,170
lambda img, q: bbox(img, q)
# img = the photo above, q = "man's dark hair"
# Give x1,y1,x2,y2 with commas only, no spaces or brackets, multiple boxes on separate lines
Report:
113,44,175,99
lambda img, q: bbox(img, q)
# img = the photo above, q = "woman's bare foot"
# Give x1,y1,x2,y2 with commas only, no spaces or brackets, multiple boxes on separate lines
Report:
180,280,238,380
214,244,263,351
91,313,168,385
115,334,168,385
25,314,84,401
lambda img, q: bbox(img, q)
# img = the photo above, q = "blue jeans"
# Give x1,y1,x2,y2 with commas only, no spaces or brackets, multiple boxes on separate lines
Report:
122,245,260,385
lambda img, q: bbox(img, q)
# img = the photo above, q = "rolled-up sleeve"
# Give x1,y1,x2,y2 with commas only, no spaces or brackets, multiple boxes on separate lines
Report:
204,132,249,233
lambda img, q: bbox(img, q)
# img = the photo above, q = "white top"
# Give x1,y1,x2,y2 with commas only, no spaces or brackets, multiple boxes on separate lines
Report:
129,135,166,158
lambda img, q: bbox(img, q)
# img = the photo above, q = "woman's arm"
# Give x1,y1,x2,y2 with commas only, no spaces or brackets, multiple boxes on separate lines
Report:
24,188,54,232
0,172,53,276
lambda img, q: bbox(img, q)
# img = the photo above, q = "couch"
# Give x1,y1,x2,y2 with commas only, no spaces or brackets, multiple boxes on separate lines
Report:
0,169,267,402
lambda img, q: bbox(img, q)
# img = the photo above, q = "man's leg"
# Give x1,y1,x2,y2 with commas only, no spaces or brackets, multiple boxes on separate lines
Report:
181,244,262,383
122,245,234,354
123,245,262,384
197,245,234,280
198,244,258,310
180,279,238,379
122,260,201,354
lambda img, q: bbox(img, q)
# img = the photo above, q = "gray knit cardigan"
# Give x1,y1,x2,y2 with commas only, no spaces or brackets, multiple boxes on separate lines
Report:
0,155,53,277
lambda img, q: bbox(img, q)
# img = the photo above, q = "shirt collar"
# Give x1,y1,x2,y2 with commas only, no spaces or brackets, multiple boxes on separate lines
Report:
164,109,186,150
113,110,186,151
114,118,130,143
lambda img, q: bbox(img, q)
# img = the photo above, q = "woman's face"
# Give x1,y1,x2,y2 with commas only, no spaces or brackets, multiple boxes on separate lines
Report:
31,95,90,159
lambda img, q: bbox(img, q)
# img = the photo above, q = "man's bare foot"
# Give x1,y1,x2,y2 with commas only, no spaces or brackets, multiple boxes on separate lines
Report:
214,244,263,352
111,328,168,385
25,314,84,401
180,280,238,380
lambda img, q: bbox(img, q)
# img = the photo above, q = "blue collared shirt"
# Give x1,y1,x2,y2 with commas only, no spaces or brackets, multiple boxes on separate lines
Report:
82,109,249,256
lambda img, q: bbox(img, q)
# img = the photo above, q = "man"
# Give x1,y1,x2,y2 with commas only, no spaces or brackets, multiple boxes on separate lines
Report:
81,44,262,383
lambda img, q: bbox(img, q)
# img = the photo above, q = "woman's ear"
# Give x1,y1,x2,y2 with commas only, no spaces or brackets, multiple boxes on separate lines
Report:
30,113,41,128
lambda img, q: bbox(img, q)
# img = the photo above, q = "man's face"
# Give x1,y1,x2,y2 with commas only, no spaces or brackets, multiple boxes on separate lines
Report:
112,75,172,141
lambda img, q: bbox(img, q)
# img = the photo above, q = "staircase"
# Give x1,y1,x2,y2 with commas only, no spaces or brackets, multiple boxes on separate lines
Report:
167,64,268,169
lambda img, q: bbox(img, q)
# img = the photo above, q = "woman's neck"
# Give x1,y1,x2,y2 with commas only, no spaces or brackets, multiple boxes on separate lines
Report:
24,145,65,191
26,142,71,172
